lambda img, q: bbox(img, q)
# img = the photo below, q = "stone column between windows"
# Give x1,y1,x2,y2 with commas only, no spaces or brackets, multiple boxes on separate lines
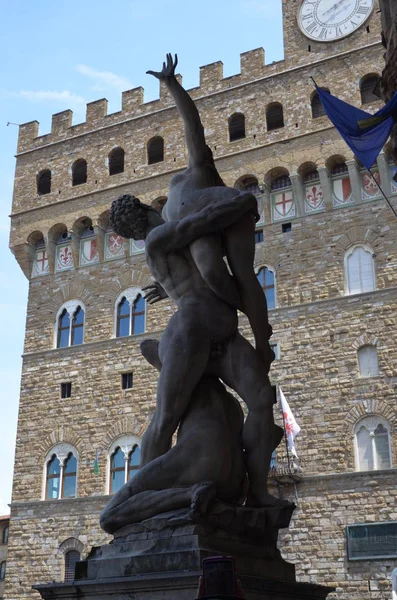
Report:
369,431,378,470
94,224,105,263
346,159,362,205
261,183,272,224
289,172,305,217
317,166,333,211
69,230,81,268
46,234,57,274
377,151,392,197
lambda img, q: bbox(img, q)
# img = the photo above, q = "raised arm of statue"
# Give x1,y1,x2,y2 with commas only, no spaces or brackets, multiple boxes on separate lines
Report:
147,54,210,168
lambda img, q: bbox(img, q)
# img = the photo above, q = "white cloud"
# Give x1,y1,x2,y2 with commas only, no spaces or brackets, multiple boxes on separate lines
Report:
17,89,85,107
76,64,133,93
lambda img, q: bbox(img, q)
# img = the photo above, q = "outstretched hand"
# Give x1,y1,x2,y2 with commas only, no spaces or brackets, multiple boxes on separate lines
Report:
147,53,178,80
143,282,168,304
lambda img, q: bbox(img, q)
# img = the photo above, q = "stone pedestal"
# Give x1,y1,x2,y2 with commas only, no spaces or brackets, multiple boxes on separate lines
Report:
34,506,334,600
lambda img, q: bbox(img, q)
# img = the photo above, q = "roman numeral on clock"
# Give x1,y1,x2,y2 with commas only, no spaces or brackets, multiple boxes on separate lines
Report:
319,27,327,39
306,21,317,33
357,6,369,14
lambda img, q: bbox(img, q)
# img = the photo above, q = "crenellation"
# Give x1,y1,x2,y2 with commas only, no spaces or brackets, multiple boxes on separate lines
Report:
121,86,144,113
240,47,265,79
85,98,108,126
199,60,224,90
17,120,39,153
51,110,73,138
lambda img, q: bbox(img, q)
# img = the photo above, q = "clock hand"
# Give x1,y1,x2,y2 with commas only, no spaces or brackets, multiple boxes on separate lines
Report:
324,1,353,23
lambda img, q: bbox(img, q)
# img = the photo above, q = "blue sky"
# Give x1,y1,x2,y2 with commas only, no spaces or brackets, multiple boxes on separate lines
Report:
0,0,284,513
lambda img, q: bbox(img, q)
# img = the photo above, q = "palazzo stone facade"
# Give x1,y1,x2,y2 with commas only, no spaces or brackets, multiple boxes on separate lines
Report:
6,1,397,599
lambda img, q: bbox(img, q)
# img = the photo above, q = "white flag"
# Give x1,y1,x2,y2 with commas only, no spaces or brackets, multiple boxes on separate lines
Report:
279,387,301,458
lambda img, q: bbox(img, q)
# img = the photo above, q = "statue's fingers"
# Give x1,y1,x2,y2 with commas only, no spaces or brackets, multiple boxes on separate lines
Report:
142,284,155,291
174,53,178,68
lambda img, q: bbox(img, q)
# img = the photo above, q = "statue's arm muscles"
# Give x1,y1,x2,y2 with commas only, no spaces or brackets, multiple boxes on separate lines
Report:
147,193,257,255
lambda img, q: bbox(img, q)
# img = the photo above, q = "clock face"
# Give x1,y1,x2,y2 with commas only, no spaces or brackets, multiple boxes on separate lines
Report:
298,0,375,42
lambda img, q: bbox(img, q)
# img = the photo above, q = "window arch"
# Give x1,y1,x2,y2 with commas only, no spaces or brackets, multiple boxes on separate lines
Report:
228,113,245,142
55,301,85,348
344,245,376,295
2,526,8,545
44,444,78,500
108,435,141,494
266,103,284,131
310,89,329,119
354,416,392,472
147,136,164,165
64,550,80,582
72,159,87,186
115,289,146,337
108,147,125,176
37,169,51,195
0,561,5,580
358,345,379,377
256,266,276,309
360,74,380,105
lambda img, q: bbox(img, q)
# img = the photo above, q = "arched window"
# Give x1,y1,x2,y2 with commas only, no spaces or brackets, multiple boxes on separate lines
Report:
72,159,87,186
37,169,51,195
44,445,78,500
116,291,146,337
0,562,5,580
266,103,284,131
147,136,164,165
345,245,376,295
62,453,77,498
64,550,80,582
229,113,245,142
311,90,328,119
128,445,140,480
108,147,125,176
358,345,379,377
56,302,85,348
108,436,141,494
256,267,276,309
355,417,392,472
2,526,8,545
360,75,380,105
46,454,61,499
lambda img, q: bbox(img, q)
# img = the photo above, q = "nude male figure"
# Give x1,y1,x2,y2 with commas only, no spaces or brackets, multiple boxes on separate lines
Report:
146,54,272,367
110,193,282,507
100,339,246,534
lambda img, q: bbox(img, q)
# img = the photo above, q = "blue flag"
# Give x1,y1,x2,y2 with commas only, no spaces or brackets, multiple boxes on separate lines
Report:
316,85,397,170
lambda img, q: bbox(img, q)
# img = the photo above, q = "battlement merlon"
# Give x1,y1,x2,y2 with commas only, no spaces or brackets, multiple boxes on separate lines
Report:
15,47,281,154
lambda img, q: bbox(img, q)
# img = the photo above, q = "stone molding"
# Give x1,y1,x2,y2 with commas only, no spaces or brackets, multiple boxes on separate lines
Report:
36,426,85,464
344,399,397,434
45,443,79,466
334,225,380,255
59,537,84,555
351,334,380,350
101,417,149,451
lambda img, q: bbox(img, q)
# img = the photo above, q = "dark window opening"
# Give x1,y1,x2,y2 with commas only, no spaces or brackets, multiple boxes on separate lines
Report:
255,230,264,244
122,372,133,390
71,306,84,346
61,382,72,399
128,445,140,479
109,147,125,176
147,137,164,165
62,453,77,498
229,113,246,142
64,550,80,582
72,159,87,186
347,522,397,560
0,561,6,580
311,90,328,118
37,169,51,195
360,75,380,105
110,447,125,494
266,103,284,131
2,527,8,545
282,222,292,233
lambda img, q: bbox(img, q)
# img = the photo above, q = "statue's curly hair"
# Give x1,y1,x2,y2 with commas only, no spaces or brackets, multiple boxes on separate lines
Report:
110,194,150,240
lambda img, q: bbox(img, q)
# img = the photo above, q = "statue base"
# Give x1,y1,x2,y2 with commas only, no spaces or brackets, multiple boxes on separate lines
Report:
34,506,334,600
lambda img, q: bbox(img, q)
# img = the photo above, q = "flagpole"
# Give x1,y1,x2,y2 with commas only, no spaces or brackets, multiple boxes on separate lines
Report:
278,385,292,470
366,169,397,219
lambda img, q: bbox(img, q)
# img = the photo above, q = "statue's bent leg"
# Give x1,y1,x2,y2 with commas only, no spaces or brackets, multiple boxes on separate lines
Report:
224,213,273,368
213,333,285,507
140,314,211,466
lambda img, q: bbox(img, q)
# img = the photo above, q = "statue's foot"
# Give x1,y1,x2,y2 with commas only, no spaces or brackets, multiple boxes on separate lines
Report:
190,481,216,516
245,492,293,509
